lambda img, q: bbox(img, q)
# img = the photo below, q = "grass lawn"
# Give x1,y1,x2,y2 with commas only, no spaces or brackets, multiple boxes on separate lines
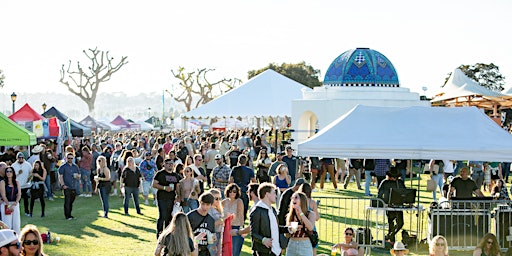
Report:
20,174,481,255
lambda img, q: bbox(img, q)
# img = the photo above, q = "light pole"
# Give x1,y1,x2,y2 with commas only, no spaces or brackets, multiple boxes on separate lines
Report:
147,107,151,119
10,92,17,114
42,102,47,113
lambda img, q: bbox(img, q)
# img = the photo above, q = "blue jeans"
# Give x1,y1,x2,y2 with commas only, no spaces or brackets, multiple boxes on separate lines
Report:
365,170,373,196
231,225,244,256
157,199,174,237
124,186,141,214
99,186,110,217
182,198,199,213
503,162,511,182
45,173,53,198
80,168,92,194
432,174,444,201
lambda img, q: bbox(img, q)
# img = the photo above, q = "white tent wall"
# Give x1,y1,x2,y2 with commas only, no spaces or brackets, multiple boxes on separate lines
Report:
298,105,512,162
182,69,310,119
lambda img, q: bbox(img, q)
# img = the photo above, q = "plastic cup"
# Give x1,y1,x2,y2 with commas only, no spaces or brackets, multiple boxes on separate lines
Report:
207,233,214,244
290,222,298,233
331,247,337,256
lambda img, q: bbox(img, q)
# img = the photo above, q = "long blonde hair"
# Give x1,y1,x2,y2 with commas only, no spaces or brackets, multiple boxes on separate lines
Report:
158,212,194,255
96,155,107,171
210,188,223,215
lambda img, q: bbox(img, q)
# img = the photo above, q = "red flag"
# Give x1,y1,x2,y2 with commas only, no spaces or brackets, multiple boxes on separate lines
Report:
222,215,234,256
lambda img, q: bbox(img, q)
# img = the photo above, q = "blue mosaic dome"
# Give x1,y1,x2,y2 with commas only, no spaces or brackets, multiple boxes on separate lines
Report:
323,48,400,87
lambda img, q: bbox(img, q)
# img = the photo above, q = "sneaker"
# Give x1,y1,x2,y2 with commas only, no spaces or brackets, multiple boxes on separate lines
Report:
48,197,54,201
153,200,157,205
144,200,149,205
25,213,30,217
124,213,130,216
137,212,144,215
335,188,339,192
41,214,45,218
67,216,75,220
87,194,92,198
312,189,318,192
79,194,86,197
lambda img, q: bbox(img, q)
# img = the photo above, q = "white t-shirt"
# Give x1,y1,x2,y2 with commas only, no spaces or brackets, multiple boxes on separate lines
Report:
443,160,454,174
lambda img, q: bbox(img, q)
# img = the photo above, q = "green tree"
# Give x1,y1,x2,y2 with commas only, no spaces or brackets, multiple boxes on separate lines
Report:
59,48,128,115
170,67,242,111
248,62,322,89
444,63,506,92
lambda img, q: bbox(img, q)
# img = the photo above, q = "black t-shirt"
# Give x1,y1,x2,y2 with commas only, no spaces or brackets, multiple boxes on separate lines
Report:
394,160,407,170
228,150,241,168
154,170,181,200
187,210,215,250
121,167,141,188
450,177,478,198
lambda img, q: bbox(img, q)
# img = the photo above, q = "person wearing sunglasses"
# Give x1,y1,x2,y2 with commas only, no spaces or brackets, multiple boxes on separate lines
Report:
473,233,501,256
19,224,46,256
332,227,359,256
429,235,448,256
1,166,21,234
0,229,21,256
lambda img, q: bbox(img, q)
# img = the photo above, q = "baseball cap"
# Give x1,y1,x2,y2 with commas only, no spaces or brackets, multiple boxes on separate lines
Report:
0,229,18,248
16,152,24,158
285,145,293,151
214,154,222,160
145,152,151,156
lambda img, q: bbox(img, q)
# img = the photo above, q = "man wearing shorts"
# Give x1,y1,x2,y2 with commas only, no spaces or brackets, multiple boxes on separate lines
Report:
140,152,157,205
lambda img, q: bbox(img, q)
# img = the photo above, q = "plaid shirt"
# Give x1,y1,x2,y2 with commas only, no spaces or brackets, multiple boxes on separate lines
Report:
374,159,391,177
212,163,231,192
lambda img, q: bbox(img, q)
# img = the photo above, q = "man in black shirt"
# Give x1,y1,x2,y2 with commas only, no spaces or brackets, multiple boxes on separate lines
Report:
448,167,484,199
377,167,405,242
152,159,182,238
187,193,216,256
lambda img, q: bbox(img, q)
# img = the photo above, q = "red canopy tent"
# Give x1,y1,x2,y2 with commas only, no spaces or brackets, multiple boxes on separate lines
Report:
111,115,131,128
9,103,44,122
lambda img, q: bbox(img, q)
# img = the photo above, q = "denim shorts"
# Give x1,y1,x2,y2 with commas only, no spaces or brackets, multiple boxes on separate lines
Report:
286,239,313,256
142,180,156,196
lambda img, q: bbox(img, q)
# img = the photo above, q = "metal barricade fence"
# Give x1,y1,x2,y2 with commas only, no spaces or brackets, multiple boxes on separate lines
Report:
429,199,511,251
313,197,424,252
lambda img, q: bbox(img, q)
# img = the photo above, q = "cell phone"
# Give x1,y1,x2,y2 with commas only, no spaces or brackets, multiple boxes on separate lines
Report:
316,200,321,206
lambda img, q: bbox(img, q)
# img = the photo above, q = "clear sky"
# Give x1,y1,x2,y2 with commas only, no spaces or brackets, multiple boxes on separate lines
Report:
1,0,511,98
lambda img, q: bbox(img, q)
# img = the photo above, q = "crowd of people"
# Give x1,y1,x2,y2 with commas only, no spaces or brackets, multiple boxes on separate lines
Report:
1,127,512,255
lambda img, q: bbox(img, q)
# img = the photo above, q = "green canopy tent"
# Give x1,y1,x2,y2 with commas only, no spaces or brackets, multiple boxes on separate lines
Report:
0,112,36,146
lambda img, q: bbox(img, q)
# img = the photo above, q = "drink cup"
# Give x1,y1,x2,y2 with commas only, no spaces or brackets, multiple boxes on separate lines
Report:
331,248,337,256
207,233,214,244
169,184,174,191
290,222,298,233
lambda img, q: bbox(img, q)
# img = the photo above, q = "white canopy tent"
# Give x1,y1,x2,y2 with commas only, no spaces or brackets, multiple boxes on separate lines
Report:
182,69,311,119
298,105,512,162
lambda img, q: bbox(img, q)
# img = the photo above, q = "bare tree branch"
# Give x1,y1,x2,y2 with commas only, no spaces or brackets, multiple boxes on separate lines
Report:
59,48,128,114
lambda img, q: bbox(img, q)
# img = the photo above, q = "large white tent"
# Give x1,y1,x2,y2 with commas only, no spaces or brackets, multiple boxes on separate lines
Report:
298,105,512,162
182,69,311,119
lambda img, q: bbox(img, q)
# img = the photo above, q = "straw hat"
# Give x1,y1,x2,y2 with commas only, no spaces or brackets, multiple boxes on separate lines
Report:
390,241,409,255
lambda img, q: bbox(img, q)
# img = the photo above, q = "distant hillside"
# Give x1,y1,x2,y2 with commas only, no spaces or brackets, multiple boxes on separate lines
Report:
0,91,183,121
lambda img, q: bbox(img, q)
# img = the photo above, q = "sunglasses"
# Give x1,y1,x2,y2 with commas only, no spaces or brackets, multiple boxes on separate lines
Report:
67,157,73,160
435,242,445,246
5,242,20,249
23,240,39,246
229,190,237,193
185,170,192,173
345,233,353,236
215,197,221,201
6,170,13,173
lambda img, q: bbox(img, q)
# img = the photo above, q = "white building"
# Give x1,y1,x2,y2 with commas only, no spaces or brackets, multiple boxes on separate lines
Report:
291,48,430,147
